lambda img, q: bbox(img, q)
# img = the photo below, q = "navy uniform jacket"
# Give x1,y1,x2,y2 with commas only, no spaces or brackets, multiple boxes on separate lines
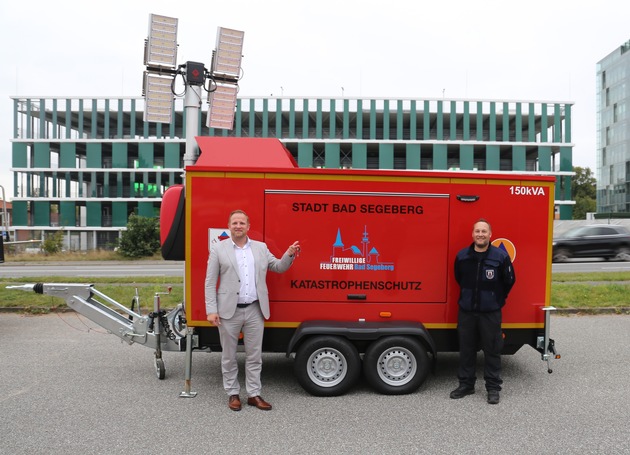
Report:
454,243,516,313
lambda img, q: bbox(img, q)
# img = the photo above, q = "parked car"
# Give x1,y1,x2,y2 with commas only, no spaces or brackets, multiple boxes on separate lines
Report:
552,224,630,262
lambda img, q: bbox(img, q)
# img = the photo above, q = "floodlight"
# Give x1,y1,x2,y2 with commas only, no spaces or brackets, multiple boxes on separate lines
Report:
207,83,238,129
145,14,179,70
143,72,174,123
212,27,244,80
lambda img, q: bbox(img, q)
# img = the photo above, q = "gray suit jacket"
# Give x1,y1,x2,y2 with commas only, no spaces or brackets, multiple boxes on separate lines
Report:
204,238,294,319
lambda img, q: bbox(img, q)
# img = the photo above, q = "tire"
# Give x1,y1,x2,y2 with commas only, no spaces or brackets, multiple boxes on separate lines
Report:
363,336,430,395
155,357,165,380
294,336,361,397
552,248,571,263
614,247,630,261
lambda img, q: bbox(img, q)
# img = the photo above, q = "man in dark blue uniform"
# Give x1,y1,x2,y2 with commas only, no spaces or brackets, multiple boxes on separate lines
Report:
450,218,515,404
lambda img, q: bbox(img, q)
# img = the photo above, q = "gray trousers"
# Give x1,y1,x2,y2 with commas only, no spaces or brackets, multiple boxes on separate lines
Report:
217,303,264,397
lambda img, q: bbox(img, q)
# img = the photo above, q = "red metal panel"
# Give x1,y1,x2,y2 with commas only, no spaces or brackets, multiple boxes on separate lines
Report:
193,137,298,169
185,167,554,330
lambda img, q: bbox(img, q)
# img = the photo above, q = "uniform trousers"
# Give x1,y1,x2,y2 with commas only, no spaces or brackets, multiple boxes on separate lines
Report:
217,303,265,397
457,308,503,391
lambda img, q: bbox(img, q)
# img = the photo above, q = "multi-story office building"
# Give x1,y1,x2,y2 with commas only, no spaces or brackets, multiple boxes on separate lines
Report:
10,96,573,249
597,39,630,214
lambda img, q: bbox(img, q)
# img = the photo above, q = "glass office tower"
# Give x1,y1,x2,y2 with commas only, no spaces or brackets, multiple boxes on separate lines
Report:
11,96,573,249
597,40,630,214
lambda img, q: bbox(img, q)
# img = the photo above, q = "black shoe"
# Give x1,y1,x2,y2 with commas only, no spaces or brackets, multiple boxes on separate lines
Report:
487,390,500,404
450,385,475,399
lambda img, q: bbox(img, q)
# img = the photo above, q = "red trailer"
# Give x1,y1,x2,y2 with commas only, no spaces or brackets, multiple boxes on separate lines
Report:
12,136,559,397
166,136,559,396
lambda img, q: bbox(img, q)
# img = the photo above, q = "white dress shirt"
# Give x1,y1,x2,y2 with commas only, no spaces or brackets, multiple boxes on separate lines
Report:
233,238,258,304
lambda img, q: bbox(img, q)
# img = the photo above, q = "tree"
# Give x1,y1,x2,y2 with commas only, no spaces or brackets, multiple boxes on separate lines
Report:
42,230,64,255
571,166,596,220
117,214,160,258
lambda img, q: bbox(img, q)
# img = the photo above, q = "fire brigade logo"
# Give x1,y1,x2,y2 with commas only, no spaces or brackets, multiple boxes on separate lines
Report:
320,226,395,272
486,269,495,280
208,228,230,251
491,238,516,263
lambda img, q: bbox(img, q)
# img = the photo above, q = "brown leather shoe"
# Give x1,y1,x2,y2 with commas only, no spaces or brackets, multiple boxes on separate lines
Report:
228,395,241,411
247,395,272,411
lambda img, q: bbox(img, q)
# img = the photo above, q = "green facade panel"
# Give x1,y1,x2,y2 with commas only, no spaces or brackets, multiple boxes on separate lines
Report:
12,201,28,226
379,143,394,169
423,101,430,140
459,145,474,170
324,143,340,169
34,143,50,167
329,99,335,139
343,99,350,139
112,202,128,227
86,143,102,168
86,202,101,227
356,100,363,140
553,104,562,143
33,201,50,226
538,146,552,171
112,143,127,168
515,103,522,142
60,143,76,167
513,146,526,171
409,100,417,140
406,144,421,169
436,101,443,140
564,104,571,143
138,143,153,168
297,143,313,168
476,102,484,141
138,202,155,218
450,101,457,140
164,143,180,168
463,102,470,140
12,143,27,168
352,143,367,169
503,103,510,142
486,145,500,171
432,144,447,170
489,103,496,141
59,201,76,227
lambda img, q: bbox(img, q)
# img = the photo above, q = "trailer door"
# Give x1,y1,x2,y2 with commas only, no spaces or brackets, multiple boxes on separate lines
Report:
264,190,450,304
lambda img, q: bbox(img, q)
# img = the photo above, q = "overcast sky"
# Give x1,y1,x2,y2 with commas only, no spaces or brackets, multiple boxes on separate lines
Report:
1,0,629,200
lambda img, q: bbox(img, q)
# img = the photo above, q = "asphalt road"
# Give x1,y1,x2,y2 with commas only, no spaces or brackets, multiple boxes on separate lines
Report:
1,313,628,454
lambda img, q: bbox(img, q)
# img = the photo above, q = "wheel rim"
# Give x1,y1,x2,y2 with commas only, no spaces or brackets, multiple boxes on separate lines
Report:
553,250,569,262
376,347,416,386
616,249,630,261
306,348,348,387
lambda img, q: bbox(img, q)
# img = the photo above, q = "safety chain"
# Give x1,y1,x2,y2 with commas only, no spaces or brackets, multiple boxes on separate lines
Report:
148,310,177,341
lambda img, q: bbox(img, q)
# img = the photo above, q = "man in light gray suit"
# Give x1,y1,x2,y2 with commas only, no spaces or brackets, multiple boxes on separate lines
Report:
205,210,300,411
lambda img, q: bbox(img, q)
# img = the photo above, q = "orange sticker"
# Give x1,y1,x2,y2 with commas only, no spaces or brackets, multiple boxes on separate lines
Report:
492,238,516,263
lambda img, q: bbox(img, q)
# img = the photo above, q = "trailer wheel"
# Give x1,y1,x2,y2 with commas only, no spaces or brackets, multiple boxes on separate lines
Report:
294,336,361,396
155,358,165,380
363,336,429,395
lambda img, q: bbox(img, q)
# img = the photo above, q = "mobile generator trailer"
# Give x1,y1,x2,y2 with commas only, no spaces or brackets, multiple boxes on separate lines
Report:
163,136,559,396
11,136,559,397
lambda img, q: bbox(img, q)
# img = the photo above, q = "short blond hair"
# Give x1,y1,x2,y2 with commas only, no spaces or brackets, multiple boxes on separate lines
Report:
229,210,249,224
